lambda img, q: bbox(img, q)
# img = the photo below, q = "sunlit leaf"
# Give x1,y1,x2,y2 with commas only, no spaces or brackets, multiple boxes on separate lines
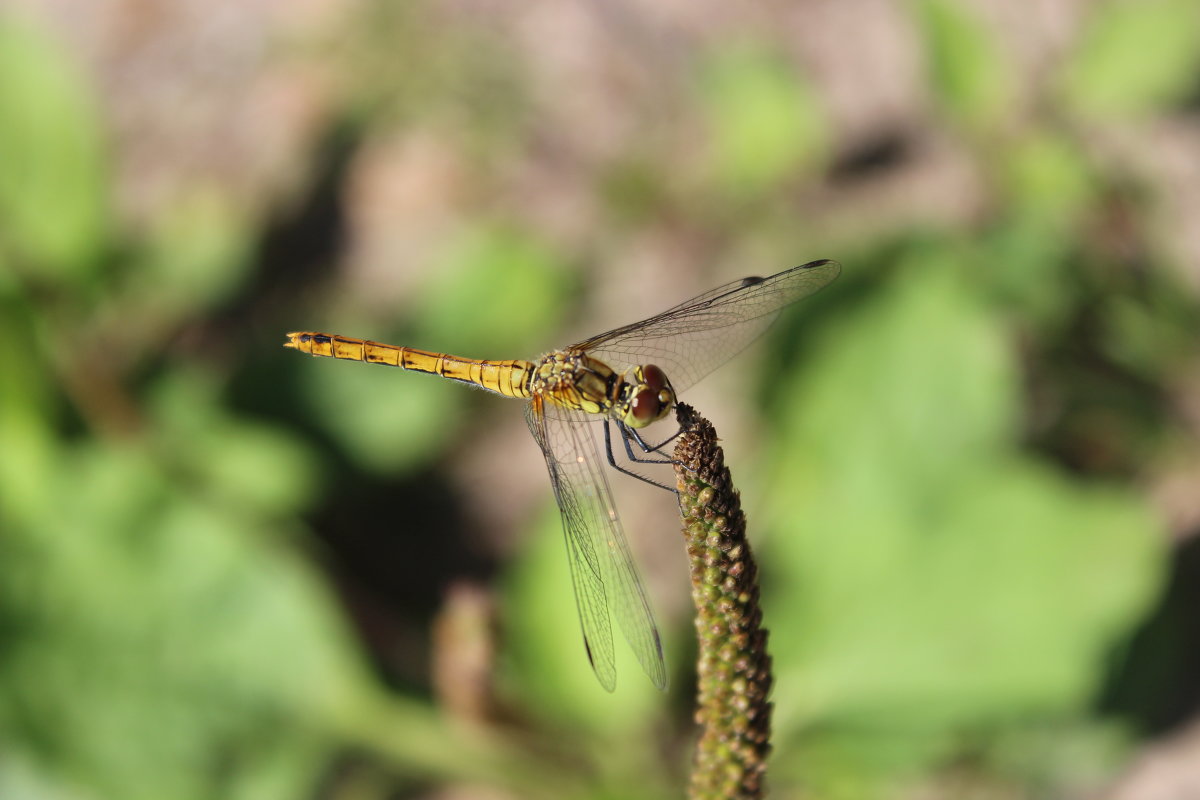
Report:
0,443,367,800
1001,132,1096,225
915,0,1015,130
699,44,828,196
1059,0,1200,118
150,367,320,517
134,187,256,321
0,13,108,278
759,252,1163,784
0,295,59,527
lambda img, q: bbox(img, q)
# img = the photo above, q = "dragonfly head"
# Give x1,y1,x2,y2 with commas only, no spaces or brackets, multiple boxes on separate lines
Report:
619,364,676,428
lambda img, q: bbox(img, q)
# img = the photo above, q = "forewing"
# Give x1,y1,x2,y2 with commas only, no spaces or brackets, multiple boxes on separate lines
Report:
523,397,668,691
568,259,840,392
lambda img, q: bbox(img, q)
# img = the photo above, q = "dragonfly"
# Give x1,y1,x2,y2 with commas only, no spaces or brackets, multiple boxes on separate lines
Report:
285,259,840,691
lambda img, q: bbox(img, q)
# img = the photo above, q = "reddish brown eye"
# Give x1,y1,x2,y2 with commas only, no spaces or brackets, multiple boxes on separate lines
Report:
642,364,667,392
630,388,661,424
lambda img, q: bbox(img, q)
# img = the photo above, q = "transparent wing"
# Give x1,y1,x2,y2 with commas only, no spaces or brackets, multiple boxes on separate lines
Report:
524,396,668,692
568,259,840,392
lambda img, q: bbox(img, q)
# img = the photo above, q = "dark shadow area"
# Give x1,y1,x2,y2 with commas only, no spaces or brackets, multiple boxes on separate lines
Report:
828,129,912,181
196,121,360,357
309,467,498,691
1098,534,1200,734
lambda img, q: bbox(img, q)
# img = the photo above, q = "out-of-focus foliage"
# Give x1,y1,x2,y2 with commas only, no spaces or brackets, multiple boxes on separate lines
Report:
699,46,828,195
763,252,1160,790
1060,0,1200,119
916,0,1015,131
1,1,1197,799
0,15,107,278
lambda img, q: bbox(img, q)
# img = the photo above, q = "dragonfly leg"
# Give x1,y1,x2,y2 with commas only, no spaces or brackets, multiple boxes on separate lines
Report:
604,420,677,493
623,421,701,481
620,420,702,481
624,422,686,456
619,423,682,467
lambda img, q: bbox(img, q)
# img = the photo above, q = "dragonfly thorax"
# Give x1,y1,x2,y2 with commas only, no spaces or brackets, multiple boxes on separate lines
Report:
530,351,616,416
530,354,676,427
616,364,676,429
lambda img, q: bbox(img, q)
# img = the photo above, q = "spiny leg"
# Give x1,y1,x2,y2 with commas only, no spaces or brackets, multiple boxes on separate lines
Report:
621,421,685,460
603,419,677,493
624,421,700,482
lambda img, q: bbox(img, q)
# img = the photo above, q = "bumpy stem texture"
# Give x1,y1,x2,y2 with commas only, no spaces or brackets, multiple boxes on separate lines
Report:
673,403,773,800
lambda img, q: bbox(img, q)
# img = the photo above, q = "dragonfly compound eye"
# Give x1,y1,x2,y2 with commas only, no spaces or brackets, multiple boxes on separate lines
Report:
630,388,664,426
641,364,667,392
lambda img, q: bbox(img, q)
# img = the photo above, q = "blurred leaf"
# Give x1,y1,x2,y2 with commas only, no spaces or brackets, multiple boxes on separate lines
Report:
984,718,1132,796
599,156,672,226
915,0,1015,130
196,421,320,518
0,442,367,800
759,252,1163,784
1001,132,1096,226
1059,0,1200,118
417,224,571,356
986,129,1099,330
699,45,828,196
0,13,108,279
1102,288,1197,379
0,752,92,800
772,250,1020,484
149,368,320,518
979,218,1076,331
0,295,59,527
134,187,256,321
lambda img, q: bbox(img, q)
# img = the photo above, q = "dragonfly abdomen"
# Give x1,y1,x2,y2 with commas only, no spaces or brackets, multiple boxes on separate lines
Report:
284,332,534,398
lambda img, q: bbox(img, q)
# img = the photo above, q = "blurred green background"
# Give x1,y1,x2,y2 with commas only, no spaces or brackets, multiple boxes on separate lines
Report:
2,1,1199,798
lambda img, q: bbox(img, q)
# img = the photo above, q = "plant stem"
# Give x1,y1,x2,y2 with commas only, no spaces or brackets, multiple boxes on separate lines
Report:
673,403,773,800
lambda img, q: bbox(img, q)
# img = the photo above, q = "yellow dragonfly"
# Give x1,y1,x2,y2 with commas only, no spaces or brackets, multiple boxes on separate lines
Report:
286,259,840,691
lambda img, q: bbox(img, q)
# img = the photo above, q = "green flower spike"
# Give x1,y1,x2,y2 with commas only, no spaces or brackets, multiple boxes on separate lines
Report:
674,403,773,800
